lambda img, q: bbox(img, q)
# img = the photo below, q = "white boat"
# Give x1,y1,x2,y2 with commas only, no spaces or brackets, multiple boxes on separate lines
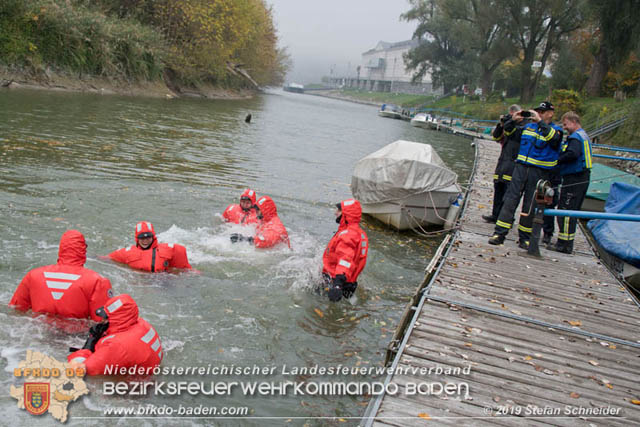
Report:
410,112,436,129
378,104,403,119
351,140,461,230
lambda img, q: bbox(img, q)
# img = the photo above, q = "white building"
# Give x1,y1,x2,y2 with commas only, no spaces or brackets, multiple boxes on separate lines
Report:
330,40,441,95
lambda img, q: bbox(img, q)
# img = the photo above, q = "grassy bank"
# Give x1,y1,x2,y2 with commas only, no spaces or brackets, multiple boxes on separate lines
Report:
338,88,639,148
0,0,287,92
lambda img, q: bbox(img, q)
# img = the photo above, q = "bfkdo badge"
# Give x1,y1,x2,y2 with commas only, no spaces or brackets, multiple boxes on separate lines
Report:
24,383,50,415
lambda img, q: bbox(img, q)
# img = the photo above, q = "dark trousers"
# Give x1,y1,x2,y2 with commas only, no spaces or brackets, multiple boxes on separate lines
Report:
542,174,561,236
491,180,508,219
556,171,590,252
495,164,550,242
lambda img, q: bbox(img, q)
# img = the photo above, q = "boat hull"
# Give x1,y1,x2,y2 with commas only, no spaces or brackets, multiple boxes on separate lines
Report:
361,185,460,230
378,111,403,119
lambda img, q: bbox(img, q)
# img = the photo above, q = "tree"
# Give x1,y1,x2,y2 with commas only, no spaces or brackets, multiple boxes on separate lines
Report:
498,0,584,103
402,0,475,93
402,0,513,95
584,0,640,96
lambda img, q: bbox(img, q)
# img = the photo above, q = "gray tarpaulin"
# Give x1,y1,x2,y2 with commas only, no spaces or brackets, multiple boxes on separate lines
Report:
351,140,458,204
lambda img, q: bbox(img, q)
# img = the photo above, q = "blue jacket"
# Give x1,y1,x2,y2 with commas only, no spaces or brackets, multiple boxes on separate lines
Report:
559,128,592,176
516,121,562,169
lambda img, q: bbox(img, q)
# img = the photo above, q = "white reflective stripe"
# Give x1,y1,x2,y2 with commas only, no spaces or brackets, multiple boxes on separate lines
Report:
70,357,86,363
362,249,366,255
338,230,348,236
248,190,254,197
101,335,115,342
258,198,266,205
141,328,156,344
343,199,355,206
51,292,64,300
258,235,265,241
361,241,366,247
158,350,163,359
137,223,142,232
125,246,131,251
338,259,351,268
146,222,152,230
168,243,174,248
44,272,80,280
107,299,123,313
46,281,73,290
151,338,160,351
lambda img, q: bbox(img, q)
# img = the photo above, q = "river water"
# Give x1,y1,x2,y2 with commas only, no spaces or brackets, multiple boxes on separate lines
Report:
0,88,473,426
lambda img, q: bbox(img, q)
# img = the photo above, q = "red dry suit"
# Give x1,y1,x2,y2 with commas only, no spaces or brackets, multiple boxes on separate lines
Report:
253,196,290,249
68,294,163,376
108,221,191,272
322,199,368,283
9,230,113,322
222,188,259,225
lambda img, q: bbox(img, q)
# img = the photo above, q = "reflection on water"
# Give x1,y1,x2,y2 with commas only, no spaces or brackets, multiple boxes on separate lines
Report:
0,88,473,424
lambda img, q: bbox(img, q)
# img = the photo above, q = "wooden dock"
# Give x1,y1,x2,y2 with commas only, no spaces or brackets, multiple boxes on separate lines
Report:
363,139,640,426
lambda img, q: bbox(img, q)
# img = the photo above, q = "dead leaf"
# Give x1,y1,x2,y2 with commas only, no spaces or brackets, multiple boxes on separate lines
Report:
524,356,533,361
609,345,617,349
339,418,347,422
418,413,431,420
570,392,580,398
631,400,640,405
314,308,324,318
478,204,486,209
464,343,473,347
344,352,353,357
589,360,599,366
566,320,582,326
606,384,613,389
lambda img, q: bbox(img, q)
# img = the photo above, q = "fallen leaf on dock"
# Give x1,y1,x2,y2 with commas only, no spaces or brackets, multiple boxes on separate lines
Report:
589,360,599,366
524,356,533,361
565,320,582,326
606,384,613,389
418,413,431,419
570,392,580,398
478,204,486,209
314,308,324,318
631,400,640,405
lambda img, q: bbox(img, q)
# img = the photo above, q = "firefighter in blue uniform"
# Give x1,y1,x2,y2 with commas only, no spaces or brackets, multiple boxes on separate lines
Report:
537,104,564,244
489,101,563,248
550,111,593,254
482,104,524,223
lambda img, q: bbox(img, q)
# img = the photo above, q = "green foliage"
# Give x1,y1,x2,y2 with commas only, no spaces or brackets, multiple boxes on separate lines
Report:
0,0,165,80
0,0,289,86
551,41,589,91
551,89,583,117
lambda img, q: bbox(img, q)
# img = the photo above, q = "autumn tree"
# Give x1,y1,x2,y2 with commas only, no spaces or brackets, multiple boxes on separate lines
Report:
498,0,584,103
584,0,640,96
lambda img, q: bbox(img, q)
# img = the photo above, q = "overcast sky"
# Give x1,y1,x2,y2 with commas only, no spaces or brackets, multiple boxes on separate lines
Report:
266,0,417,84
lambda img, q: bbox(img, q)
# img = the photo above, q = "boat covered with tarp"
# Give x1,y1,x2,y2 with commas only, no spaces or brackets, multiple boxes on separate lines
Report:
351,140,461,230
583,163,640,212
587,182,640,287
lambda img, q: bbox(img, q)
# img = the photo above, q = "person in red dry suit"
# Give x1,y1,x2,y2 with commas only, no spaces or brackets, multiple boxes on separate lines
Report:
230,196,290,249
222,188,259,225
9,230,113,322
68,294,163,375
322,199,369,302
107,221,191,272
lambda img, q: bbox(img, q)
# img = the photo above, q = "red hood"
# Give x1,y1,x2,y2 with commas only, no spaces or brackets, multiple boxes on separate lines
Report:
57,230,87,267
241,188,257,205
339,199,362,227
256,196,278,221
134,221,158,249
103,294,139,333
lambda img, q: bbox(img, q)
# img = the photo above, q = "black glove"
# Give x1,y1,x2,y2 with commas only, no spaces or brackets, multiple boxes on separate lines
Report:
230,234,253,244
328,274,347,302
81,322,109,352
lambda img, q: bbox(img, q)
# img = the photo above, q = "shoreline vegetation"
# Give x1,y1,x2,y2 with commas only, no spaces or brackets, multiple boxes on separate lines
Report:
0,0,289,99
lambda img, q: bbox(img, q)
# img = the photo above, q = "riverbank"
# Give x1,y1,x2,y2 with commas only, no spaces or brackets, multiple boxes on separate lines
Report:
0,67,256,100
